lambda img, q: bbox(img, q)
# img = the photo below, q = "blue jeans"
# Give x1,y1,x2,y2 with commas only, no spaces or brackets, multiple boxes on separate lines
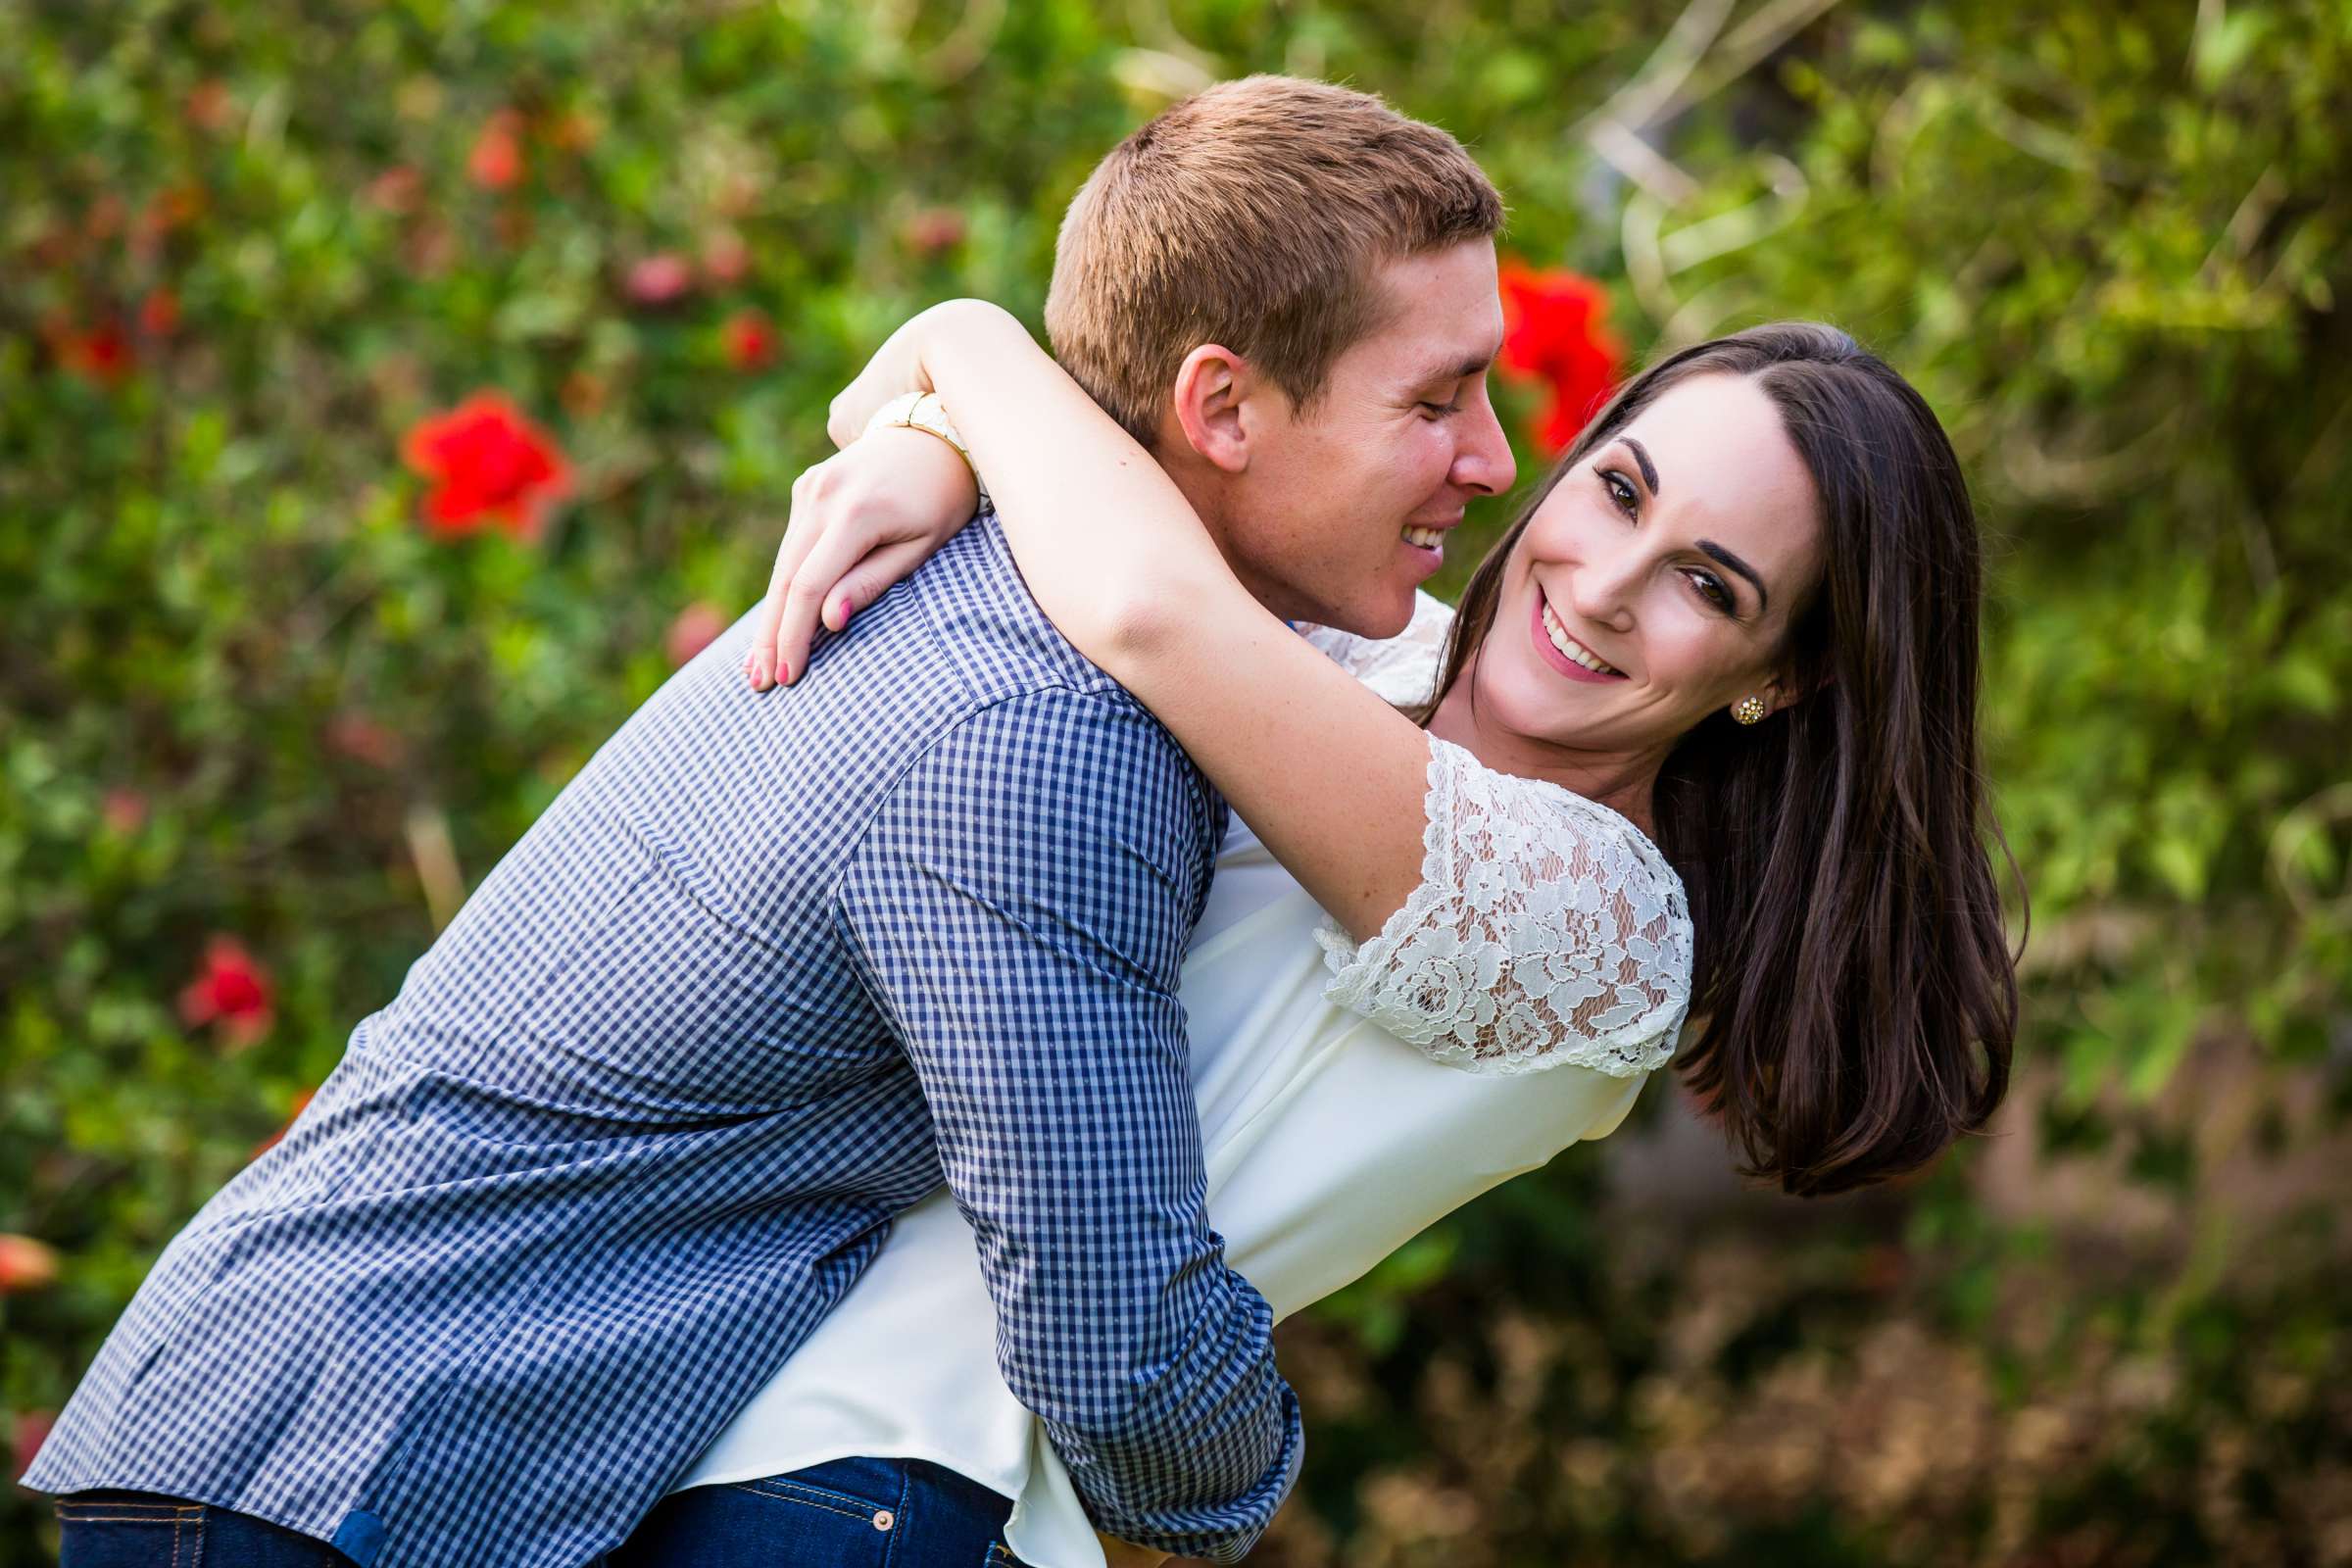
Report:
608,1455,1026,1567
54,1491,355,1566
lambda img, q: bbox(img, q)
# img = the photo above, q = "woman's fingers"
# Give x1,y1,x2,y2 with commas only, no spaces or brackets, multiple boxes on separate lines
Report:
825,389,863,452
771,500,893,686
747,549,795,690
751,423,975,691
822,537,934,632
747,470,822,689
770,534,945,687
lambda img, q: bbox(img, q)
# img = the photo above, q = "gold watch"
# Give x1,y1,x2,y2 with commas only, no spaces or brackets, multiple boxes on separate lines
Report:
866,391,991,511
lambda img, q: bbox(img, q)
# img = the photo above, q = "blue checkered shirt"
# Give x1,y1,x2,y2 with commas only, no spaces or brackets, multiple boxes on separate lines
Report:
27,515,1304,1567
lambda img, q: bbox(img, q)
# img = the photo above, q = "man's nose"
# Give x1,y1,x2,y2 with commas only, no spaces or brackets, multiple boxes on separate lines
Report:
1451,384,1517,497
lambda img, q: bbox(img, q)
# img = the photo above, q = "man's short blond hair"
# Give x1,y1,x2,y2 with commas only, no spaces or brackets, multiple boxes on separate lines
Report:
1045,75,1504,447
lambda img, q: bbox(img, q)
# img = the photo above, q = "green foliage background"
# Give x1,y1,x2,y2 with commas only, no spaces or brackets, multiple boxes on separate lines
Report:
4,1,2348,1563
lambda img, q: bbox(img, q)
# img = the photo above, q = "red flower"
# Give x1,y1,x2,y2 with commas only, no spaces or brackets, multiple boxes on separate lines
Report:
902,206,966,256
625,252,695,308
326,711,407,770
0,1235,59,1294
83,193,128,242
468,109,525,190
178,936,274,1049
186,78,234,132
1496,262,1625,453
29,224,80,271
721,308,777,371
48,318,134,386
101,788,148,835
12,1409,55,1485
368,165,425,215
139,288,180,337
401,392,573,541
135,185,206,257
666,601,730,667
404,218,460,277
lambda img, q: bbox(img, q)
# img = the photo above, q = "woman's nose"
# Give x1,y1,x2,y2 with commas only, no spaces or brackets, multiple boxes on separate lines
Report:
1566,542,1640,631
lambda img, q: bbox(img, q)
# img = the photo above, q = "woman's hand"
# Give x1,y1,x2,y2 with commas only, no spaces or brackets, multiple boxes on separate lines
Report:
744,425,979,689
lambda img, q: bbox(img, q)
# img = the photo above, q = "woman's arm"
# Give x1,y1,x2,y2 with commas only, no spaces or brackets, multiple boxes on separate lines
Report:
765,299,1437,946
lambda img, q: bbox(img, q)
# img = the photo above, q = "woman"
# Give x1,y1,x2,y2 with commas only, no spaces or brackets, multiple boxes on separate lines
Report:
633,309,2018,1567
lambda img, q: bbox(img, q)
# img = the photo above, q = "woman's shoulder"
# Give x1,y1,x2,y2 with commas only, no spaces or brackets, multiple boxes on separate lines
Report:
1298,590,1454,710
1424,734,1690,912
1319,732,1694,1079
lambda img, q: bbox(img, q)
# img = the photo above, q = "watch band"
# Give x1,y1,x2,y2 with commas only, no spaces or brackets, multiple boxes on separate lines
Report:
865,391,991,511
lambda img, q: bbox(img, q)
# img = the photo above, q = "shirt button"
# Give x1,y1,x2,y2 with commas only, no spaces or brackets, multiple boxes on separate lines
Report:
871,1509,895,1532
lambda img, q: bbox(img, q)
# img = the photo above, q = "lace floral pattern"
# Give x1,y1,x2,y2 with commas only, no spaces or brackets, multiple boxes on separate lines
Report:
1301,597,1694,1077
1299,590,1454,710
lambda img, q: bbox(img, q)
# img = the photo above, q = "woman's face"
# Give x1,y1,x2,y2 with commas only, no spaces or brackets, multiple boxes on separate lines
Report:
1476,372,1825,760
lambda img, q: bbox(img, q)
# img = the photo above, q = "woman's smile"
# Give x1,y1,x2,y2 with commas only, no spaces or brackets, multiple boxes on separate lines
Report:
1530,583,1627,683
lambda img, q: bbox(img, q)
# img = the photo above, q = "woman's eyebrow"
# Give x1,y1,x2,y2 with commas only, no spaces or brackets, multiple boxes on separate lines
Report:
1698,540,1768,613
1616,436,1766,611
1623,438,1661,497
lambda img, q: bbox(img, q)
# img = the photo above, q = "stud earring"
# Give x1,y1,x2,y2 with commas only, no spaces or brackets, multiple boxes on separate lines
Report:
1732,695,1767,725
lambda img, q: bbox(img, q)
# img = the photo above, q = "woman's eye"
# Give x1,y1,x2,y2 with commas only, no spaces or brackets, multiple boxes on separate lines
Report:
1418,400,1459,417
1685,570,1735,612
1599,469,1639,515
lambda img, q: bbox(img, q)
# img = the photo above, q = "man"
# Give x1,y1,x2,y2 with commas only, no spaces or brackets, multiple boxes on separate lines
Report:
29,75,1513,1568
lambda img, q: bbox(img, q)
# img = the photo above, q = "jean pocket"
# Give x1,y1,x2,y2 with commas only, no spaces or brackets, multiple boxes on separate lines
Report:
54,1493,207,1568
612,1478,895,1567
682,1476,889,1560
738,1471,902,1525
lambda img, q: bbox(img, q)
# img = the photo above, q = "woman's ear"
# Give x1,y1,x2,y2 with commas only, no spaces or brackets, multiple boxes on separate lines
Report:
1766,662,1834,715
1170,344,1255,473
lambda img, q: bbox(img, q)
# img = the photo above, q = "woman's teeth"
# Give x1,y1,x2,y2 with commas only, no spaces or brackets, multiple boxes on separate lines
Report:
1402,525,1446,550
1542,600,1622,675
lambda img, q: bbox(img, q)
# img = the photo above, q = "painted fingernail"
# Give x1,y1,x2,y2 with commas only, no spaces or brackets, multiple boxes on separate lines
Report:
838,597,855,625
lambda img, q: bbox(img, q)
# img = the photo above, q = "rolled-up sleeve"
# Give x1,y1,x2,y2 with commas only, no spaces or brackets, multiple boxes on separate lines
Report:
837,688,1302,1561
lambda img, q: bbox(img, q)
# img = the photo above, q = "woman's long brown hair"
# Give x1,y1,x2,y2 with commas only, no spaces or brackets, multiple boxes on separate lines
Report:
1430,322,2021,1196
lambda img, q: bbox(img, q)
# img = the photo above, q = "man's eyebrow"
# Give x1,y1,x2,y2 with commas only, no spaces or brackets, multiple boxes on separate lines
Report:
1623,437,1661,497
1698,540,1768,614
1405,344,1501,388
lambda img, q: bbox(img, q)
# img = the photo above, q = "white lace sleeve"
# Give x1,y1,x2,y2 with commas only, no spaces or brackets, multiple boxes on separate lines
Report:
1299,590,1454,709
1315,734,1694,1076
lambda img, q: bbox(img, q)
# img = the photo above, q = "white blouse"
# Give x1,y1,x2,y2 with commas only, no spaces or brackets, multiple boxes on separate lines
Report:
673,592,1694,1565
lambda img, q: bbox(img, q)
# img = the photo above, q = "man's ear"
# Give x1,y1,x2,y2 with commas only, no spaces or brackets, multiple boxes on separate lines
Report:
1170,344,1259,474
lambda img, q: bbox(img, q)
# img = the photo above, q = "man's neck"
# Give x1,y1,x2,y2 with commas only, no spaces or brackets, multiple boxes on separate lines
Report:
1160,463,1320,623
